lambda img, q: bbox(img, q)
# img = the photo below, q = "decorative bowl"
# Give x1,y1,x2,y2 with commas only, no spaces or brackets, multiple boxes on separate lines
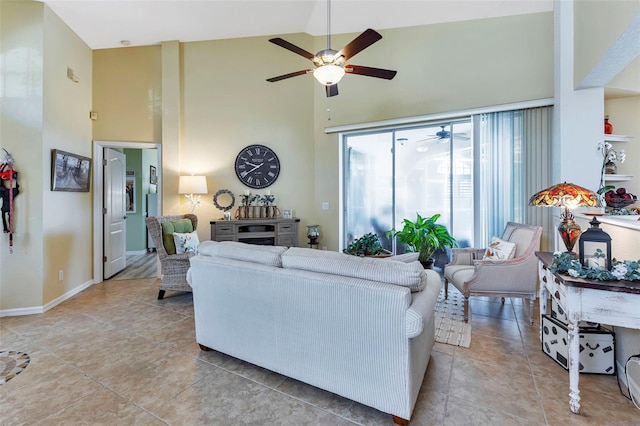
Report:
606,196,637,209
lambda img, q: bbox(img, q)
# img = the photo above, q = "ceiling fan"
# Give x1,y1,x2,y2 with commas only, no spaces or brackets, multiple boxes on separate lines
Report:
419,126,471,144
266,0,397,97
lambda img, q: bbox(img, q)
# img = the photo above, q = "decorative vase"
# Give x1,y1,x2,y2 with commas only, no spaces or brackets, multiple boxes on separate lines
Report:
604,115,613,134
604,160,617,174
306,225,320,245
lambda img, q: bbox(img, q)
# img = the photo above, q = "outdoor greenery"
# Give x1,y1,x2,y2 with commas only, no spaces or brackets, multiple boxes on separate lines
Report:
343,233,387,257
550,250,640,281
387,213,458,263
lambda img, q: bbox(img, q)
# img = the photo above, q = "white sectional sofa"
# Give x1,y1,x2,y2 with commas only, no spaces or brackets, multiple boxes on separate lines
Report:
187,241,441,425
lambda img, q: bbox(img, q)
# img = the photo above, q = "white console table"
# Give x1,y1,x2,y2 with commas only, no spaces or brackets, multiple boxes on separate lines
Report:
536,252,640,414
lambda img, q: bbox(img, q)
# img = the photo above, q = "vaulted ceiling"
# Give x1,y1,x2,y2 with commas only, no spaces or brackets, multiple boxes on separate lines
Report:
42,0,553,50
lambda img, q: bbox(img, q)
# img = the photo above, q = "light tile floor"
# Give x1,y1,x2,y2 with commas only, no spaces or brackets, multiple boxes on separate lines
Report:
1,278,638,425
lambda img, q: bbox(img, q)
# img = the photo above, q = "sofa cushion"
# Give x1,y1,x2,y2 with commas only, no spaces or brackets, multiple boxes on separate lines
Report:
282,247,425,292
196,241,286,267
161,219,194,255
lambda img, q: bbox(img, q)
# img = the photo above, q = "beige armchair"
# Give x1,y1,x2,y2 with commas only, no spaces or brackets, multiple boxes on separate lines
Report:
145,214,198,299
443,222,542,325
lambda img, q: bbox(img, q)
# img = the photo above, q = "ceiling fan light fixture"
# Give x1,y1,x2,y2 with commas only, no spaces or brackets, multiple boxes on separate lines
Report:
313,64,345,86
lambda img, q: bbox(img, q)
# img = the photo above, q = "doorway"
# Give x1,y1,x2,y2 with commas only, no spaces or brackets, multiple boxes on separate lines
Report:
93,141,162,284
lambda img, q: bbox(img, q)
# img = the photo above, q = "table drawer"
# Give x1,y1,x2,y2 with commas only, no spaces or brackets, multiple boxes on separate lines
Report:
215,224,235,235
278,222,295,233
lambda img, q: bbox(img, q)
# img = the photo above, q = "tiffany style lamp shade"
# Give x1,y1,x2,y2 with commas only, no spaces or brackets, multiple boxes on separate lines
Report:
529,182,598,254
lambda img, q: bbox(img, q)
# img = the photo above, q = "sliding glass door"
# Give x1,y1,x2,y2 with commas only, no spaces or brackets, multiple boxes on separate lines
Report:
341,106,552,256
343,120,474,254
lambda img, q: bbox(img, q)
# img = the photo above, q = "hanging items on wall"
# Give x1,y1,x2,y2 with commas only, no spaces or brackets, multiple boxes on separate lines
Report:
0,149,19,253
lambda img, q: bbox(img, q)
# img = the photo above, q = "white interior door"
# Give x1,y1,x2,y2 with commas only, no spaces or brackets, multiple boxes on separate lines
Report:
104,148,127,278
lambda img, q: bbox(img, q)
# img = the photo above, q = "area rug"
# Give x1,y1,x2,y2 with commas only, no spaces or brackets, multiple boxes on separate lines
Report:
434,288,472,348
0,351,30,385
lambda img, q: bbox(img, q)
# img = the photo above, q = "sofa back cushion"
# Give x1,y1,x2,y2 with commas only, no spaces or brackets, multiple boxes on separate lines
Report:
282,247,425,292
197,241,287,267
161,219,194,255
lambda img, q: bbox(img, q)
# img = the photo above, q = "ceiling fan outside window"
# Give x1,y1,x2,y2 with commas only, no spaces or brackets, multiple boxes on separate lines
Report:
266,0,397,97
418,125,471,144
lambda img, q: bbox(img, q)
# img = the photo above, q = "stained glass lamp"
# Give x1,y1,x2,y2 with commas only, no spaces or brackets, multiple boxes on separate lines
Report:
529,182,598,254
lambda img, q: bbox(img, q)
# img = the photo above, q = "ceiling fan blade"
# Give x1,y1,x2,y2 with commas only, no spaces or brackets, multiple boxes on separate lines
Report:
326,84,339,97
268,38,316,61
345,65,397,80
266,69,313,82
335,29,382,63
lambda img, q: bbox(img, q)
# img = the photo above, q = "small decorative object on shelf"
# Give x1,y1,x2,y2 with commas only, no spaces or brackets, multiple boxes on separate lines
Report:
604,115,613,134
601,186,637,209
597,141,626,198
604,160,617,174
235,190,280,219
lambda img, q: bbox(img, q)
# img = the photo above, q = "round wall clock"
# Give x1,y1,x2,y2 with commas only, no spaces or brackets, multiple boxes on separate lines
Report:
234,144,280,189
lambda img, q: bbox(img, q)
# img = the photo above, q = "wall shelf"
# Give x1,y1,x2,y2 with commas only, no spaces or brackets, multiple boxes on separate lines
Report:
603,134,633,143
604,174,634,182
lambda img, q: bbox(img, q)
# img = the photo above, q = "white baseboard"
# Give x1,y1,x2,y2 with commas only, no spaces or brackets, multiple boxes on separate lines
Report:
126,250,148,256
0,279,95,317
0,305,45,317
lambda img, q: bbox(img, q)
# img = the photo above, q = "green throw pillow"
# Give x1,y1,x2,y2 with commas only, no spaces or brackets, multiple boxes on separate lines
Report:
161,219,194,255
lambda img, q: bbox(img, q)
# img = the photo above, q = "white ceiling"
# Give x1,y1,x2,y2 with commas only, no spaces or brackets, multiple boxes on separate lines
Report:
42,0,553,50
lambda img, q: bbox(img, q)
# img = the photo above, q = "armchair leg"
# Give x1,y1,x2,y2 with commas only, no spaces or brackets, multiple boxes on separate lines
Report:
444,279,449,299
157,290,165,300
463,296,469,323
501,297,505,304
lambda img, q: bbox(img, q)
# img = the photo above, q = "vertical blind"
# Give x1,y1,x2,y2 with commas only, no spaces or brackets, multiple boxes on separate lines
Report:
474,106,553,249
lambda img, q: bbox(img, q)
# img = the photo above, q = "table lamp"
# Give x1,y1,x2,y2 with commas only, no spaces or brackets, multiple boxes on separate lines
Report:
528,182,598,254
179,175,208,213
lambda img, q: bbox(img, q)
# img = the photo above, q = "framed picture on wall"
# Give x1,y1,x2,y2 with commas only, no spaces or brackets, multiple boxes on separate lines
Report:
150,165,157,184
51,149,92,192
126,171,136,213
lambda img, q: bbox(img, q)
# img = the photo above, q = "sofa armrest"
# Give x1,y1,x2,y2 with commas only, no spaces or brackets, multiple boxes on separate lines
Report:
405,269,440,338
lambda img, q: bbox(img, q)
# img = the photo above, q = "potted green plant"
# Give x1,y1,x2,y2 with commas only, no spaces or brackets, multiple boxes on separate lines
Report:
387,213,458,268
343,232,391,257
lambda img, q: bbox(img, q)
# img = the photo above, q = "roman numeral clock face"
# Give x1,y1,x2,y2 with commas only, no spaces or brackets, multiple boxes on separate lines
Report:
234,144,280,189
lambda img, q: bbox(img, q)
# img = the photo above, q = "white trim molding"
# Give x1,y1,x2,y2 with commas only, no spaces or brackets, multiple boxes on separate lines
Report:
325,98,554,134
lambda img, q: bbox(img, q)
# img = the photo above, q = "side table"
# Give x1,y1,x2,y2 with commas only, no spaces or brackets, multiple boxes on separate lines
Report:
536,252,640,414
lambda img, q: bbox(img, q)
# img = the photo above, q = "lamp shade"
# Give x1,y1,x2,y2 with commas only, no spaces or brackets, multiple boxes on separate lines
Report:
528,182,598,208
178,175,208,195
313,65,345,85
529,182,598,254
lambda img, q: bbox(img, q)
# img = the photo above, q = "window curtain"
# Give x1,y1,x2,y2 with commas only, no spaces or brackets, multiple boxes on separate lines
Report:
475,106,552,248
